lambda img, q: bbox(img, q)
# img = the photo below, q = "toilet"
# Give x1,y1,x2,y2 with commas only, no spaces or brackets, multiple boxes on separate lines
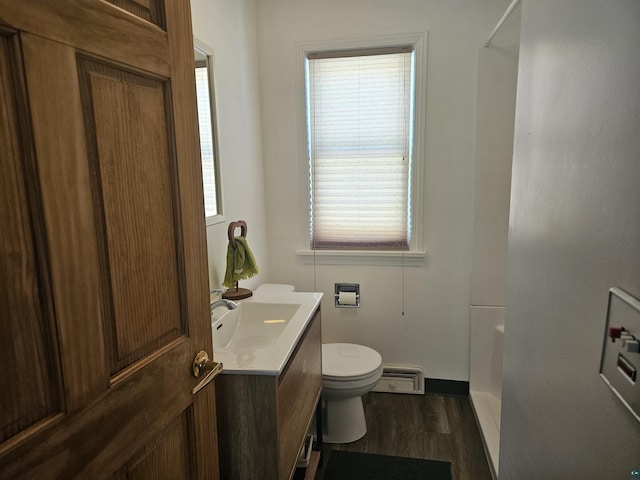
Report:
321,343,383,443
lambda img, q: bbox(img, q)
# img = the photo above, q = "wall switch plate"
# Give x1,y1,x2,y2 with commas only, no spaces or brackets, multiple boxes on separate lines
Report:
600,287,640,423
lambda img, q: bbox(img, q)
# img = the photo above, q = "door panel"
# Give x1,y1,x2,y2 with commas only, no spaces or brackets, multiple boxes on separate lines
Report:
77,56,184,375
105,0,167,29
2,341,197,478
0,0,170,77
21,31,108,410
0,0,218,478
121,413,192,479
0,32,63,445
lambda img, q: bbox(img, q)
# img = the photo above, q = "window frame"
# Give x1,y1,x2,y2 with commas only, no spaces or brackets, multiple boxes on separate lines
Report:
194,37,225,227
295,33,428,266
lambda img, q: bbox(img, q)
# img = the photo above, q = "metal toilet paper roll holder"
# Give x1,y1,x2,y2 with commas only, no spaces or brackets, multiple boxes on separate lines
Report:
334,283,360,308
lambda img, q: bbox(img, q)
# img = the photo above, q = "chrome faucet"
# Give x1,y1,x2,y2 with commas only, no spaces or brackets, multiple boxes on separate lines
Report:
210,298,238,315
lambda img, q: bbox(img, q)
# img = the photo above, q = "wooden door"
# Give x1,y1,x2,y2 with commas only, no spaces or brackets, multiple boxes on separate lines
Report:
0,1,219,478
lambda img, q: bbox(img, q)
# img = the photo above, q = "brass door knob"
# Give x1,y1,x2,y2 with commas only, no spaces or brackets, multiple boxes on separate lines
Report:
192,351,222,394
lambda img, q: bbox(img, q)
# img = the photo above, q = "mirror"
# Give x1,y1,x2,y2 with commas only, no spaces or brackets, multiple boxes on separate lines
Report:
194,38,223,225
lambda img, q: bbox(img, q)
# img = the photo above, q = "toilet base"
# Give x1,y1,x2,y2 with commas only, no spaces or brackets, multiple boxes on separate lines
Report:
322,395,367,444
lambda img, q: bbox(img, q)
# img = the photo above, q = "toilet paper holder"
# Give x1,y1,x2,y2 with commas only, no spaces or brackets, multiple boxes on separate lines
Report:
334,283,360,308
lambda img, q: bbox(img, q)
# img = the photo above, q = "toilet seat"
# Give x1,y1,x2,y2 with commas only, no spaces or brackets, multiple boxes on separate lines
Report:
322,343,382,379
322,367,383,392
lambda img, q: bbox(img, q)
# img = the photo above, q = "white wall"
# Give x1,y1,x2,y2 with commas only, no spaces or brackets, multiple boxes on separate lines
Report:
191,0,270,292
255,0,512,381
501,0,640,477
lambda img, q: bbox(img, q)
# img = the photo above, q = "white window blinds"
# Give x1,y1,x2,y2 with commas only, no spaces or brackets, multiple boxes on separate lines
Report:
306,47,414,249
195,65,217,218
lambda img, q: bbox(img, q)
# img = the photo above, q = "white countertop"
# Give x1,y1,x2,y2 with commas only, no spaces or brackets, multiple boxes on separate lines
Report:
212,288,323,375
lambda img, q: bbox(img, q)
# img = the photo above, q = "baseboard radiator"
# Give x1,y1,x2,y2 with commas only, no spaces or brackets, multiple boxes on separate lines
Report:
372,366,425,395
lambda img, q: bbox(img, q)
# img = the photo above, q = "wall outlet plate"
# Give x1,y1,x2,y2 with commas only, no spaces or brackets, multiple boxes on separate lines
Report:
600,287,640,423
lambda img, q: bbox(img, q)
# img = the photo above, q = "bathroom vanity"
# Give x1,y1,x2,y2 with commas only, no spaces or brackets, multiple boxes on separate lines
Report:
214,300,322,480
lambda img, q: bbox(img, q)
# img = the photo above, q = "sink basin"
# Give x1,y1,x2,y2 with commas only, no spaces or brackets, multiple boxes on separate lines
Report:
211,289,323,375
213,302,301,350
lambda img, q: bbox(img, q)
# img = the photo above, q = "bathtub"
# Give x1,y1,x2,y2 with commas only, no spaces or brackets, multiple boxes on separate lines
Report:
211,289,323,375
469,307,505,478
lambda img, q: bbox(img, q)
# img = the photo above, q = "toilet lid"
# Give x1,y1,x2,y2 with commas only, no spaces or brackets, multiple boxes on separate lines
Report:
322,343,382,378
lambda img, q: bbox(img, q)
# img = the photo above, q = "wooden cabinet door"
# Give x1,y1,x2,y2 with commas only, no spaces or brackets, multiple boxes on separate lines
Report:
0,1,219,478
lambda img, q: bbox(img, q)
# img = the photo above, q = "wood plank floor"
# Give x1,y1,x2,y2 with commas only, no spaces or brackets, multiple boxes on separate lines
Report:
315,392,493,480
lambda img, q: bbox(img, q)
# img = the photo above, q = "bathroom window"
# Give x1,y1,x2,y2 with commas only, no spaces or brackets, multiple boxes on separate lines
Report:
305,46,416,250
194,38,223,226
195,64,218,218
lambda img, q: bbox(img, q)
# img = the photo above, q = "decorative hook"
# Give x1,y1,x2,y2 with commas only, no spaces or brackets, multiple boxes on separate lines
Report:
227,220,247,249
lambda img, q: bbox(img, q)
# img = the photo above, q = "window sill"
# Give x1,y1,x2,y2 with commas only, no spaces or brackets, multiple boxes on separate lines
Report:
296,249,426,267
205,214,225,227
